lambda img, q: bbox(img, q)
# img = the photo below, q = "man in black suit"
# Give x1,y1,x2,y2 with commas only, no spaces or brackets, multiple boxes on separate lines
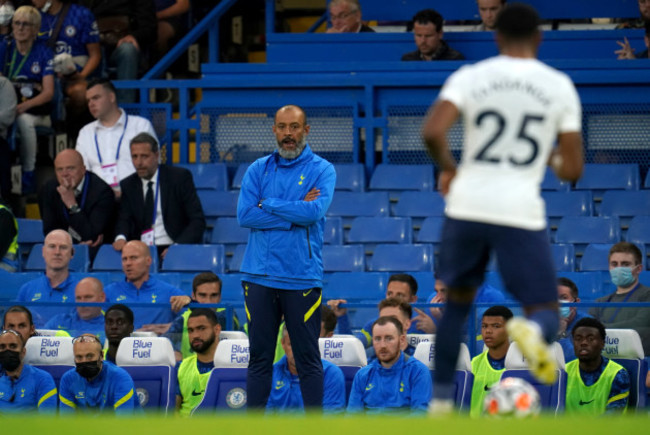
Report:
40,149,116,248
112,132,205,257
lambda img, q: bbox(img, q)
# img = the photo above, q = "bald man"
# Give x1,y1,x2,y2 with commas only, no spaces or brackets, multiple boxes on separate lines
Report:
40,148,115,247
17,230,80,327
44,277,107,341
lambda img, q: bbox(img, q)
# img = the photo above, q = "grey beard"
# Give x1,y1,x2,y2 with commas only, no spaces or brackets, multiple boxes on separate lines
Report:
277,138,306,160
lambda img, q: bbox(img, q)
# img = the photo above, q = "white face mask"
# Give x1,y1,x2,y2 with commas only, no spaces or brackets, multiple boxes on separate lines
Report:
41,0,53,13
0,3,15,27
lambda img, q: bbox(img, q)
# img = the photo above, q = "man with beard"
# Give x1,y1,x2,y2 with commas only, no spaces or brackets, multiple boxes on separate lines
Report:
175,308,221,416
237,104,336,410
103,304,134,364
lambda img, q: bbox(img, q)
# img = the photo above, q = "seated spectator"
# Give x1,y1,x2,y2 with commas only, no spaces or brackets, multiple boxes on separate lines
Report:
112,132,205,257
154,0,189,62
347,316,432,413
617,0,650,29
167,272,241,361
104,304,134,364
44,277,106,341
402,9,464,61
557,277,591,363
59,333,137,413
75,78,157,197
0,5,54,193
0,76,16,199
104,240,185,332
16,229,79,327
326,0,374,33
0,329,57,413
565,317,630,414
39,149,116,250
365,298,417,362
470,305,513,418
0,198,18,272
2,305,38,345
616,21,650,59
266,324,345,413
320,304,336,338
473,0,505,31
589,242,650,355
175,308,220,416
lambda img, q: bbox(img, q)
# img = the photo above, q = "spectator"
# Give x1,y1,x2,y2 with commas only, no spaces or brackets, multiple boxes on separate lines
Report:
565,317,630,414
112,132,205,257
2,305,38,348
0,75,16,199
0,329,57,413
44,277,106,342
39,149,116,250
0,198,18,272
326,0,374,33
104,304,134,364
175,308,220,416
365,298,417,363
469,305,513,418
617,0,650,29
401,9,464,61
0,1,15,36
557,276,591,363
347,316,432,413
320,304,336,338
616,21,650,59
16,229,79,327
104,240,186,332
75,78,157,197
589,242,650,355
154,0,189,62
473,0,506,31
0,5,54,193
59,333,138,413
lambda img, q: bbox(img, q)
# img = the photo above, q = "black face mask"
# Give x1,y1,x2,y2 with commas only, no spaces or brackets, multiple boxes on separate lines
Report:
75,360,102,380
0,350,21,372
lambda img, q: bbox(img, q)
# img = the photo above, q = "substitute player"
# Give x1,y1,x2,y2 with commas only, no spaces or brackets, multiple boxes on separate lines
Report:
422,3,583,413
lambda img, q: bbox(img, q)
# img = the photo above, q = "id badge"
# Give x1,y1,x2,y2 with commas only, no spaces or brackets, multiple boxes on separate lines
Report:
141,228,154,246
101,163,119,188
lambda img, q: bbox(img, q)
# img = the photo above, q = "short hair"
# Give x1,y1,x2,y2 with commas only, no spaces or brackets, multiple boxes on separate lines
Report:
372,315,404,336
86,77,117,95
571,317,606,341
388,273,418,296
14,6,41,31
275,104,308,126
378,298,413,319
321,304,337,335
3,305,34,327
105,304,134,326
0,329,25,347
130,132,159,153
329,0,360,12
557,277,579,299
495,2,540,40
608,242,643,266
411,9,444,32
188,308,219,326
192,272,222,294
482,305,514,321
476,0,507,4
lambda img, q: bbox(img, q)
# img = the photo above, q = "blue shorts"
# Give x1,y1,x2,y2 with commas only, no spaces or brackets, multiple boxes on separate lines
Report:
438,218,556,306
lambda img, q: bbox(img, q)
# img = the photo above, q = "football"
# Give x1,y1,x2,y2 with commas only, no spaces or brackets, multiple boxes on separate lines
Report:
483,377,541,417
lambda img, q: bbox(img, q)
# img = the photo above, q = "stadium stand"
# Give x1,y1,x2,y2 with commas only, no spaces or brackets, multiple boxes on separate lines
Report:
16,219,44,270
369,164,434,200
24,243,90,273
161,244,225,275
543,191,593,233
209,218,250,248
322,244,365,273
347,217,412,247
627,216,650,260
324,216,344,245
198,190,239,228
367,244,433,273
550,244,576,272
177,163,229,191
334,163,366,192
92,244,158,273
555,217,622,255
231,163,250,190
600,190,650,230
541,167,571,192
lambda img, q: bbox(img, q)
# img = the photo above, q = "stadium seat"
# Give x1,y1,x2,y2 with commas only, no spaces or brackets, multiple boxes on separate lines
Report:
580,243,616,271
0,270,40,301
550,243,576,272
603,329,648,409
24,243,90,272
17,218,44,270
322,244,365,273
575,163,640,192
116,337,176,413
555,217,621,254
627,216,650,260
231,163,251,190
177,163,229,191
319,336,367,405
326,192,390,227
24,335,74,390
219,274,245,303
347,217,412,246
541,167,570,191
369,164,434,192
415,216,444,244
542,191,593,232
406,334,434,349
324,216,343,245
392,191,445,227
161,244,225,274
502,342,567,415
645,170,650,189
210,218,250,247
368,243,434,272
414,342,474,411
556,271,613,301
334,163,365,192
193,338,250,413
323,272,387,301
219,331,248,341
92,244,158,273
228,244,247,273
600,190,650,229
198,190,240,227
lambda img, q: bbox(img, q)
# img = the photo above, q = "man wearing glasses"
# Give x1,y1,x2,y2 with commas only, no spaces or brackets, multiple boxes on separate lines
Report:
326,0,375,33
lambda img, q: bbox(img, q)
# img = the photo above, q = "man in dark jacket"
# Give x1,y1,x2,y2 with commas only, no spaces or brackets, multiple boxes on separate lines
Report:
402,9,465,61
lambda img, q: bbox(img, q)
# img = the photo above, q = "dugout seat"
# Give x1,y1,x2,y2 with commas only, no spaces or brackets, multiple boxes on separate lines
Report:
368,243,434,272
555,217,621,255
322,244,365,273
334,163,365,192
319,336,367,405
92,244,158,273
604,329,648,409
161,244,225,274
24,335,74,390
116,337,176,413
177,163,229,191
324,217,343,245
600,190,650,229
24,243,90,273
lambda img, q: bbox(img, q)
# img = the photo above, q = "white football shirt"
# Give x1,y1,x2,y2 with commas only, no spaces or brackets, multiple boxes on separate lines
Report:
438,55,582,230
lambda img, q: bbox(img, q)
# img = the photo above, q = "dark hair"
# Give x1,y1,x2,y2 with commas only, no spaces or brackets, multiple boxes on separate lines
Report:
3,305,34,327
572,317,606,340
388,273,418,296
482,305,514,321
86,77,117,95
378,298,413,319
495,3,540,39
645,20,650,36
321,304,337,335
105,304,134,326
557,277,579,299
372,315,404,336
130,132,159,153
192,272,222,295
411,9,443,32
188,308,219,326
609,242,643,266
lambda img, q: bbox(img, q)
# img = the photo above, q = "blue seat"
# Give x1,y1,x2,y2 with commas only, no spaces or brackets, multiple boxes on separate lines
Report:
24,243,90,272
323,272,387,301
161,244,225,274
151,272,182,289
319,337,367,405
228,244,247,273
231,163,250,190
210,218,250,246
550,243,575,272
198,191,239,221
368,244,434,272
645,170,650,189
326,192,390,223
25,336,74,392
177,163,229,190
369,164,434,192
17,218,44,270
0,270,40,301
541,167,570,191
603,329,647,409
219,273,245,304
392,191,445,221
416,217,444,243
627,216,650,259
347,217,412,246
555,217,621,254
575,164,640,212
322,245,365,272
92,244,158,273
334,163,365,192
600,190,650,229
410,271,436,296
557,271,613,301
542,191,593,231
581,243,646,271
324,216,343,245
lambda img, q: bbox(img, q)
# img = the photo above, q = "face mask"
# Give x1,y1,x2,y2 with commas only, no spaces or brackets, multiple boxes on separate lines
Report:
610,267,636,288
75,360,102,380
0,350,21,372
41,0,52,13
558,300,571,319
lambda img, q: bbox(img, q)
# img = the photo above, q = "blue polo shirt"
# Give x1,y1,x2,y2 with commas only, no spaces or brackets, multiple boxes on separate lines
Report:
16,273,79,327
0,364,57,413
44,310,105,342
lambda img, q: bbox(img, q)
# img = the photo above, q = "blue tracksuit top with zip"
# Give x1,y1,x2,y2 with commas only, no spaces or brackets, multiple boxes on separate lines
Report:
0,364,57,413
237,145,336,290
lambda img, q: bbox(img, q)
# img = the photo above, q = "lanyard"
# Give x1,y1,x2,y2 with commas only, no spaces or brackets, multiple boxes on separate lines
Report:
7,44,31,80
62,174,90,220
606,283,639,323
149,171,160,228
94,113,129,164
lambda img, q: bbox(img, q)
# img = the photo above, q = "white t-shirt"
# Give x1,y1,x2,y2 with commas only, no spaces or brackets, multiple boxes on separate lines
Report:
438,55,582,230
